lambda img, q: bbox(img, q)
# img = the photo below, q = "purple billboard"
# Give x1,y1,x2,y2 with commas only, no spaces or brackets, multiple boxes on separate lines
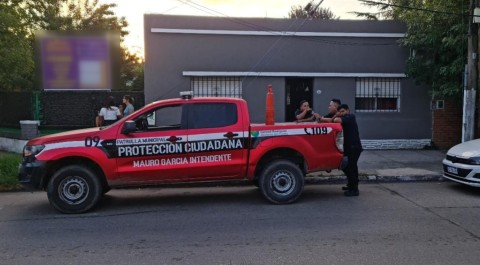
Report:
38,32,118,90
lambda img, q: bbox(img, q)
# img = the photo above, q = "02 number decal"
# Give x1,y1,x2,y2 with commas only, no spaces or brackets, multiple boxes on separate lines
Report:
85,136,101,147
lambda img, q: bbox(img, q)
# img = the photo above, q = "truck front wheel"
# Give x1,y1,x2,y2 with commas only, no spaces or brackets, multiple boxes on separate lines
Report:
259,159,304,204
47,165,102,214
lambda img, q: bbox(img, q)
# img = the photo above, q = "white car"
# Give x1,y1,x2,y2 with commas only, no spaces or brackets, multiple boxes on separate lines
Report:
443,139,480,187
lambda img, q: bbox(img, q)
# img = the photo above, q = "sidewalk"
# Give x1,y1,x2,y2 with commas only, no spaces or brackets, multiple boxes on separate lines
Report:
308,149,446,184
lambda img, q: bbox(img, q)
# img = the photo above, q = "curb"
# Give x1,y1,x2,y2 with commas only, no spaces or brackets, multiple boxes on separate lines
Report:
0,137,26,154
305,174,444,185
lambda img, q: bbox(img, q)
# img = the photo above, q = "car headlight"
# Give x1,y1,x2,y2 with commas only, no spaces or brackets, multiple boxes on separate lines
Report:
23,144,45,158
467,156,480,165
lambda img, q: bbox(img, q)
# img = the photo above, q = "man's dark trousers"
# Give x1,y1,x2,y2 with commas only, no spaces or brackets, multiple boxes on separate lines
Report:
343,146,362,190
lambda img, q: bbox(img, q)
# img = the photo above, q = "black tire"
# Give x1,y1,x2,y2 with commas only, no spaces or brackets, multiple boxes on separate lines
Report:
47,165,102,214
259,159,304,204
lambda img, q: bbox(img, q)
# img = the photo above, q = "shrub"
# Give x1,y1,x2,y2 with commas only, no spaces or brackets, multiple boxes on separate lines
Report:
0,152,22,190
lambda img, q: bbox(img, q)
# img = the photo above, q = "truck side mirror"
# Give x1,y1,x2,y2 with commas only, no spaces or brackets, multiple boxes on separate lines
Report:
122,120,136,134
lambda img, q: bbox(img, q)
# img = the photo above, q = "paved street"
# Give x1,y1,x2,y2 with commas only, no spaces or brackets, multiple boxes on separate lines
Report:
1,181,479,265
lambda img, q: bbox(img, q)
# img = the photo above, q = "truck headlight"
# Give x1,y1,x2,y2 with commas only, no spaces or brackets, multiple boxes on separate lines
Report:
23,144,45,158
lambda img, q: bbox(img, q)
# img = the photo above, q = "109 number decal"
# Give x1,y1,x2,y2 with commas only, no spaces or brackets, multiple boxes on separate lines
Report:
304,127,328,135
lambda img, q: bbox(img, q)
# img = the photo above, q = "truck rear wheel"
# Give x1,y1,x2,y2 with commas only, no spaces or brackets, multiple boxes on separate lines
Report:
259,159,304,204
47,165,102,214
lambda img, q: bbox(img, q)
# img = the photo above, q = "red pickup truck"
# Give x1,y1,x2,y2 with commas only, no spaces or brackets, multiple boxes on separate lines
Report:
19,93,344,213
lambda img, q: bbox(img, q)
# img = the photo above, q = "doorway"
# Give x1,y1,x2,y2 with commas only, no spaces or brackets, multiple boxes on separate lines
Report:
285,77,314,122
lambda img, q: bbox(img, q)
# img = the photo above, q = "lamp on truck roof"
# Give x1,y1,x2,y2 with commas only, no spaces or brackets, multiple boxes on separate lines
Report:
180,91,193,99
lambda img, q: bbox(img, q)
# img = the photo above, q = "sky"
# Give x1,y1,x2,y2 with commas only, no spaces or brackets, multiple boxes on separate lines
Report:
97,0,377,57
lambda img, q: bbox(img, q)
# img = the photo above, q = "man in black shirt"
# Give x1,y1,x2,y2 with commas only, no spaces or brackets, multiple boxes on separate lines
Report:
318,98,341,122
333,104,363,196
295,100,317,122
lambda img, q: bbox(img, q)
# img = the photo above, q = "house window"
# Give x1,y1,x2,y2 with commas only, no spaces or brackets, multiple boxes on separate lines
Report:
190,77,242,98
355,78,401,112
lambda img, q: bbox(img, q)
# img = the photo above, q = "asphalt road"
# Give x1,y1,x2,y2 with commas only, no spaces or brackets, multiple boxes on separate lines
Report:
1,181,480,265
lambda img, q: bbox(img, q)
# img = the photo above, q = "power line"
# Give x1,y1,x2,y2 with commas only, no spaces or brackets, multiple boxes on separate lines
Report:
174,0,328,89
361,0,469,17
160,1,188,14
174,0,278,32
171,0,401,47
153,0,404,95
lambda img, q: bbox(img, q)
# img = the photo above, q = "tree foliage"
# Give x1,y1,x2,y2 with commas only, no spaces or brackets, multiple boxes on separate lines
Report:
23,0,128,35
65,0,129,38
23,0,68,31
0,0,143,91
120,49,144,91
0,1,35,90
357,0,469,98
289,1,338,20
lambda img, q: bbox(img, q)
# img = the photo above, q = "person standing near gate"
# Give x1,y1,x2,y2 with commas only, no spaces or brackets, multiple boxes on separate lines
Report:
332,104,363,196
120,95,135,117
97,96,121,126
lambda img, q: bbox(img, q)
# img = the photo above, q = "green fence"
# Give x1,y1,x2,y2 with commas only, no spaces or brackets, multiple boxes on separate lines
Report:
0,91,144,133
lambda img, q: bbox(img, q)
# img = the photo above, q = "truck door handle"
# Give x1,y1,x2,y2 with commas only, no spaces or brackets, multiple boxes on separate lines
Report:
223,132,238,138
167,136,182,142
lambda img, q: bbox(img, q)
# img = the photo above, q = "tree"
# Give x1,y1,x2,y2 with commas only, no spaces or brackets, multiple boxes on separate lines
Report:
0,1,35,90
65,0,128,39
289,0,339,20
63,0,142,91
1,0,143,91
353,0,405,20
357,0,469,98
119,49,144,91
24,0,128,35
24,0,71,31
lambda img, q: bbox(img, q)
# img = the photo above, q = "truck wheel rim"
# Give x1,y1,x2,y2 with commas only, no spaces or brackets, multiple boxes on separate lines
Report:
58,176,89,205
271,171,295,195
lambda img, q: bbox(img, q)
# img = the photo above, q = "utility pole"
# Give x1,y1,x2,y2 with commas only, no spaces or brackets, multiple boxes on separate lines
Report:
464,0,479,142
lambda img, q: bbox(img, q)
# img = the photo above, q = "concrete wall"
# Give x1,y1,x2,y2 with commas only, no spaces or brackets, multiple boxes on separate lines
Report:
432,98,462,149
0,137,26,153
144,14,432,144
144,15,407,101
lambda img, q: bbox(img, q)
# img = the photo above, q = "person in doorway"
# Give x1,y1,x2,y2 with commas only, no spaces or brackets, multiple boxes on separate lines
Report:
120,95,135,117
97,96,121,126
317,98,341,123
295,100,319,122
332,104,363,196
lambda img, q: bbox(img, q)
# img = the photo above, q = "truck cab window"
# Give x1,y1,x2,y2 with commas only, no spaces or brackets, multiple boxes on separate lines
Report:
134,104,184,131
187,103,237,129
